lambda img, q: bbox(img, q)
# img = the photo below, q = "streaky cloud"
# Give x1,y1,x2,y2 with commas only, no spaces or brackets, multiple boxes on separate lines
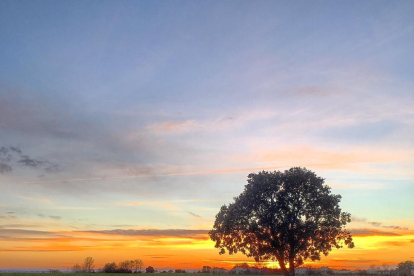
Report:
22,165,283,184
0,163,12,174
349,228,401,237
85,228,208,238
189,212,202,218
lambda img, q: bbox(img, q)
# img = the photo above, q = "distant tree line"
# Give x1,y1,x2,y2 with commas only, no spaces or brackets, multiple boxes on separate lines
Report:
72,257,143,273
198,261,414,276
198,263,268,275
71,257,187,274
102,259,144,273
71,257,414,275
155,269,188,274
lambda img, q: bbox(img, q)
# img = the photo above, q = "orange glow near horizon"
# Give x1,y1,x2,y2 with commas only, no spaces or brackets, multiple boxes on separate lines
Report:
1,229,413,271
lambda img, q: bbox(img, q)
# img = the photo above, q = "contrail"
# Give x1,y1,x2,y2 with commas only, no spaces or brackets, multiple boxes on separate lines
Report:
22,166,282,184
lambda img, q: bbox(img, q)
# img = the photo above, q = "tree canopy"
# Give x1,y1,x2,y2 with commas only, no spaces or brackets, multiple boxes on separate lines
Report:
209,167,354,276
83,257,95,273
398,261,414,276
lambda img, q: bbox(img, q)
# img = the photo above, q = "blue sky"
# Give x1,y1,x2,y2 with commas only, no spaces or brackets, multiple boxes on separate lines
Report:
0,0,413,270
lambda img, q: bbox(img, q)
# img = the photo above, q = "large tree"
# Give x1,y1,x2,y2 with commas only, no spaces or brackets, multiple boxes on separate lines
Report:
209,167,354,276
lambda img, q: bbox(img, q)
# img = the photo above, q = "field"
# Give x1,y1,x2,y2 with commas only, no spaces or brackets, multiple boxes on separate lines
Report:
0,274,365,276
0,274,232,276
1,274,201,276
0,274,236,276
0,274,283,276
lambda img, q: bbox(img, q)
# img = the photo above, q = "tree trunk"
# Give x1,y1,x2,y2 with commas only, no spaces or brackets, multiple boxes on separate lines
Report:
280,265,290,276
279,263,295,276
278,260,294,276
289,258,295,276
289,266,295,276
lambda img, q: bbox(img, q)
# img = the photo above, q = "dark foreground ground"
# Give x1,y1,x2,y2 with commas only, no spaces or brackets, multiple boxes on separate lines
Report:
0,274,284,276
0,274,254,276
0,274,252,276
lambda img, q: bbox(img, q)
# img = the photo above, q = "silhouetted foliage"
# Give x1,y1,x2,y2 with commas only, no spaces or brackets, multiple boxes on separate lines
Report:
72,264,82,273
175,269,187,273
74,257,144,274
132,259,144,273
231,263,248,274
233,263,250,269
146,266,155,273
101,260,144,273
118,260,133,273
202,266,212,273
209,167,354,276
398,261,414,276
102,262,118,273
83,257,95,273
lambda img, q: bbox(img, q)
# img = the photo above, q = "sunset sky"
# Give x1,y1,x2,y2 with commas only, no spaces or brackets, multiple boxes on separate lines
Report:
1,0,414,271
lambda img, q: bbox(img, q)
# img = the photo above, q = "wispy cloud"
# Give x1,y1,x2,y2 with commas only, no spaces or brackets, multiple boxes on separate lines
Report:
0,213,16,220
86,229,209,238
146,111,278,135
352,217,411,231
21,165,284,184
188,212,201,218
0,227,212,252
17,196,53,205
349,228,401,237
235,146,414,173
0,146,59,174
125,201,180,211
379,241,411,247
294,85,341,96
0,163,12,174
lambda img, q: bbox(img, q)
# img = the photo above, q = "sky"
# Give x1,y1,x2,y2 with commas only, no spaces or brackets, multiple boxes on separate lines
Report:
0,0,414,271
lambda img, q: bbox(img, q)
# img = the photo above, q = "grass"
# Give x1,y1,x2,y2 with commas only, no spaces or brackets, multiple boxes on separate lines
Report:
0,274,267,276
0,274,219,276
0,274,225,276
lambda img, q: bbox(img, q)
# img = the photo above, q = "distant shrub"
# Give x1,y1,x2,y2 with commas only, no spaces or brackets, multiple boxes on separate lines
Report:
103,262,118,273
72,264,82,273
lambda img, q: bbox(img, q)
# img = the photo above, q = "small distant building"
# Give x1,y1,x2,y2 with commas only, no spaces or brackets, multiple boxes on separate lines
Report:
231,267,248,275
400,268,414,276
249,268,261,275
296,268,309,275
319,267,331,275
212,267,228,274
332,269,351,275
230,267,261,275
261,267,283,275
